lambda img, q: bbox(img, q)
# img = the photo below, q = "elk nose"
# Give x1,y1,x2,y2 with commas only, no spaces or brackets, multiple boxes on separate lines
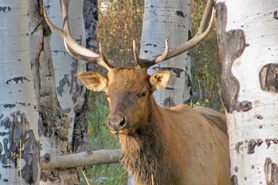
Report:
107,115,127,131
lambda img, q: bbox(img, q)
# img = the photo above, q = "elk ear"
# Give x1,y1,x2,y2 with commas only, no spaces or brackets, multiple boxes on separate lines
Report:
78,72,108,92
150,70,171,90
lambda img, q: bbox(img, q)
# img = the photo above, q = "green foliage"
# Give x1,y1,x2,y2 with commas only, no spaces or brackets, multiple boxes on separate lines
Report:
97,0,144,67
191,1,223,111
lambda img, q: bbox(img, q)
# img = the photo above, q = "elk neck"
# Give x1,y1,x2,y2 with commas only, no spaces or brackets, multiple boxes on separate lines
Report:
118,96,171,184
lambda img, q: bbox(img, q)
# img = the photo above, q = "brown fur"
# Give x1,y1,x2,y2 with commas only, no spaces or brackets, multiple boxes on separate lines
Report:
79,68,231,185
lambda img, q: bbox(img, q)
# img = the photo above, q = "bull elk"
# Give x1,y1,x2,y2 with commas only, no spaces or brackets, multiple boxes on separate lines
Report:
43,0,230,184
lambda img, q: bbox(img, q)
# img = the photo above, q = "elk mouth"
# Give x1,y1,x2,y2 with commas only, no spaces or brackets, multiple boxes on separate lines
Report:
107,116,129,135
110,129,127,135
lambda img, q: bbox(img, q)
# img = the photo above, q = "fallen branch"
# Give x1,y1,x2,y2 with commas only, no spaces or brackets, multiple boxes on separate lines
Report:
41,149,121,170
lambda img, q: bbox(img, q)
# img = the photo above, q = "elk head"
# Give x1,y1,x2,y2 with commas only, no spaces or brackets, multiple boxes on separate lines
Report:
43,0,214,135
78,68,170,134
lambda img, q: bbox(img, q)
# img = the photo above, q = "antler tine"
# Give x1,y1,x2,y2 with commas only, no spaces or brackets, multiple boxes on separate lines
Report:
64,40,113,71
197,0,214,35
43,0,114,71
98,43,114,70
139,0,215,69
43,5,67,39
132,40,140,67
153,40,169,63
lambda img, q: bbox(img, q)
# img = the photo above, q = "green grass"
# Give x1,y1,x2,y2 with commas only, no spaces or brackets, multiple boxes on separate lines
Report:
80,92,127,185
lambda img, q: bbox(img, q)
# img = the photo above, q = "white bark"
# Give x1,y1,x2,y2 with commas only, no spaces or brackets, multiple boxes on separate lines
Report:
44,0,87,146
140,0,192,107
0,0,40,184
216,0,278,184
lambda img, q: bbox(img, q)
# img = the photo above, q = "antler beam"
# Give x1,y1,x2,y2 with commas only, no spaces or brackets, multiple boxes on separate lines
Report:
42,0,114,71
137,0,215,68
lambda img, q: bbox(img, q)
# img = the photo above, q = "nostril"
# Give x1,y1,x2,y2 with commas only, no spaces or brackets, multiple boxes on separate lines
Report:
108,116,127,130
119,117,126,127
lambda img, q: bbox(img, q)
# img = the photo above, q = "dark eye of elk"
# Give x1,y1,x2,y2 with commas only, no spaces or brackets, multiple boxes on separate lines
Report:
137,91,148,98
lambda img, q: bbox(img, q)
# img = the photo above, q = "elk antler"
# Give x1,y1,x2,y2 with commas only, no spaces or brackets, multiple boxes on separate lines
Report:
136,0,215,69
133,40,169,68
42,0,114,71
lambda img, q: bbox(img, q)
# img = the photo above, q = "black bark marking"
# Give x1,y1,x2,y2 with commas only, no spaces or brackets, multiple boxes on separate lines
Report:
175,11,186,18
39,105,69,140
165,87,175,90
260,64,278,93
56,74,70,97
274,10,278,20
235,101,252,112
0,6,11,12
216,3,249,113
265,138,278,148
153,66,184,78
52,50,67,55
0,111,39,184
21,130,40,184
264,158,278,185
236,139,263,154
163,97,176,107
3,104,16,108
6,77,30,84
188,30,192,40
256,114,264,120
231,175,238,185
43,153,51,163
72,103,89,152
234,166,238,172
247,139,263,154
2,102,31,109
235,141,243,154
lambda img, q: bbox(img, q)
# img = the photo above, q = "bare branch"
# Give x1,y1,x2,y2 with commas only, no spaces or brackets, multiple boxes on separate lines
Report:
40,149,121,170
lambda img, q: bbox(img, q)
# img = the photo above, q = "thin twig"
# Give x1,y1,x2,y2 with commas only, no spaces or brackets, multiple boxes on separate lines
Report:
151,174,155,185
81,169,90,185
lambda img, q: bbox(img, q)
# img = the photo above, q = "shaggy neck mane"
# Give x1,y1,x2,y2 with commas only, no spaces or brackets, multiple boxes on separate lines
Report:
119,102,170,184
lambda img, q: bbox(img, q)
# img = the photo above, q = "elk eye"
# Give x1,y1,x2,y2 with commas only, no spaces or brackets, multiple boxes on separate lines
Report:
138,91,148,98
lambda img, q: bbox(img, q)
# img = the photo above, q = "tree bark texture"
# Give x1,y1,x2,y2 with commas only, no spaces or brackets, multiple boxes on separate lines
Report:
0,0,40,184
33,0,87,184
44,0,88,153
140,0,192,107
216,0,278,184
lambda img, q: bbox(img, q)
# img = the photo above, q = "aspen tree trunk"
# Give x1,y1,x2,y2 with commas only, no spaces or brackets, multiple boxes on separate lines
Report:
83,0,98,51
216,1,278,184
0,0,40,184
44,0,87,153
33,0,86,184
140,0,192,107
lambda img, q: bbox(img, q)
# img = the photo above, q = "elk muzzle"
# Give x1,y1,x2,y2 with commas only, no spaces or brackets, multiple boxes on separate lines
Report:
107,114,127,132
